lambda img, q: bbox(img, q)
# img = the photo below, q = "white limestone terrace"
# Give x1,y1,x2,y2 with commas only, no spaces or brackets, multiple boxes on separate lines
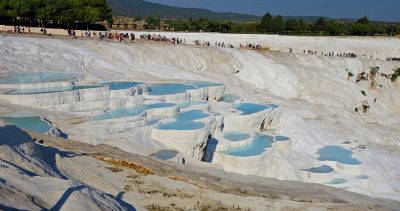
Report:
0,34,399,201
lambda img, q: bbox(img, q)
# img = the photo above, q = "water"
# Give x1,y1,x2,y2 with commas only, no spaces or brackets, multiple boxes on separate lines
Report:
7,85,104,95
355,175,369,179
235,103,269,115
267,104,279,109
150,150,178,160
303,165,334,173
174,109,209,121
158,121,205,130
102,81,143,90
0,72,78,84
275,136,290,142
145,115,168,126
95,103,175,120
184,81,223,88
317,145,362,165
148,83,196,95
223,131,251,142
178,101,207,109
327,178,347,184
222,135,273,157
0,116,51,133
220,94,240,103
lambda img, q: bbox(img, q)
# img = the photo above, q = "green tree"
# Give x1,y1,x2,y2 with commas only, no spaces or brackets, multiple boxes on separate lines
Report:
271,15,285,33
286,19,300,32
326,22,344,35
312,17,327,32
145,16,160,29
259,12,272,32
357,16,370,25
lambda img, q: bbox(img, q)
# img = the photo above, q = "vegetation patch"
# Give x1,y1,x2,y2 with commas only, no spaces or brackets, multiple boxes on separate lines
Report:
95,156,154,175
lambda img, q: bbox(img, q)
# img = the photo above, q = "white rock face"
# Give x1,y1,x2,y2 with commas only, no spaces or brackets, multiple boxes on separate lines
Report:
0,121,130,210
0,35,399,200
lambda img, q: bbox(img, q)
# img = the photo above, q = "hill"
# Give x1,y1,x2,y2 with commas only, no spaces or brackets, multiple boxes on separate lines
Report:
107,0,260,22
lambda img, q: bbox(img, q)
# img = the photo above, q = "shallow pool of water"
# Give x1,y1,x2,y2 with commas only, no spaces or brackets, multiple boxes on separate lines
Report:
184,81,223,88
275,136,290,142
0,116,51,133
6,85,104,95
222,135,273,157
150,150,178,160
327,178,347,184
317,145,362,165
355,175,369,179
174,109,209,121
102,81,143,90
178,101,207,109
148,83,196,95
235,103,269,115
220,94,240,103
223,131,251,142
95,103,175,120
303,165,334,173
158,121,205,130
0,72,78,84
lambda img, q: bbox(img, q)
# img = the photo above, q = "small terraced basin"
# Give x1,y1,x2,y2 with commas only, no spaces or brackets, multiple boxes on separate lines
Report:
102,81,143,90
5,85,104,95
158,121,205,130
235,103,270,115
95,103,176,121
222,135,273,157
150,150,178,160
0,72,78,84
148,83,196,96
0,116,51,133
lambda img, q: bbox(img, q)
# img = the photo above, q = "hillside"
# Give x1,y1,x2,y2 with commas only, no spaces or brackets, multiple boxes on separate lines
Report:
107,0,260,22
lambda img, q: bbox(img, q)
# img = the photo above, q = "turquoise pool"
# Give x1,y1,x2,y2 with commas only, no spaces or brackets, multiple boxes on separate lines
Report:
148,83,196,95
150,150,178,160
174,109,209,121
178,101,207,109
317,146,362,165
6,85,104,95
0,72,78,84
222,135,273,157
235,103,269,115
327,178,347,184
220,94,240,103
102,81,143,90
303,165,334,173
95,103,175,120
184,81,223,88
275,136,290,142
0,116,51,133
158,121,205,130
223,131,251,142
355,175,369,179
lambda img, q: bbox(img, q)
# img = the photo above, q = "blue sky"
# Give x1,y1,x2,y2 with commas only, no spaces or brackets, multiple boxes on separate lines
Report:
146,0,400,22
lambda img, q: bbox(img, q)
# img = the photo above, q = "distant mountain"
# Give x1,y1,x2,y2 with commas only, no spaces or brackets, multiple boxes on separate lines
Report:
108,0,395,24
107,0,260,22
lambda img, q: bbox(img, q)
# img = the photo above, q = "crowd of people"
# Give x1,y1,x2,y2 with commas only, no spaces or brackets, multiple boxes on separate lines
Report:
387,57,400,62
7,27,397,61
240,43,262,49
303,50,359,58
14,26,26,33
193,40,263,50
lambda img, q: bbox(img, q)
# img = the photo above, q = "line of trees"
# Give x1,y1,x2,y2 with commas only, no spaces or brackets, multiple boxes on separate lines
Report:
0,0,112,29
144,13,399,36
